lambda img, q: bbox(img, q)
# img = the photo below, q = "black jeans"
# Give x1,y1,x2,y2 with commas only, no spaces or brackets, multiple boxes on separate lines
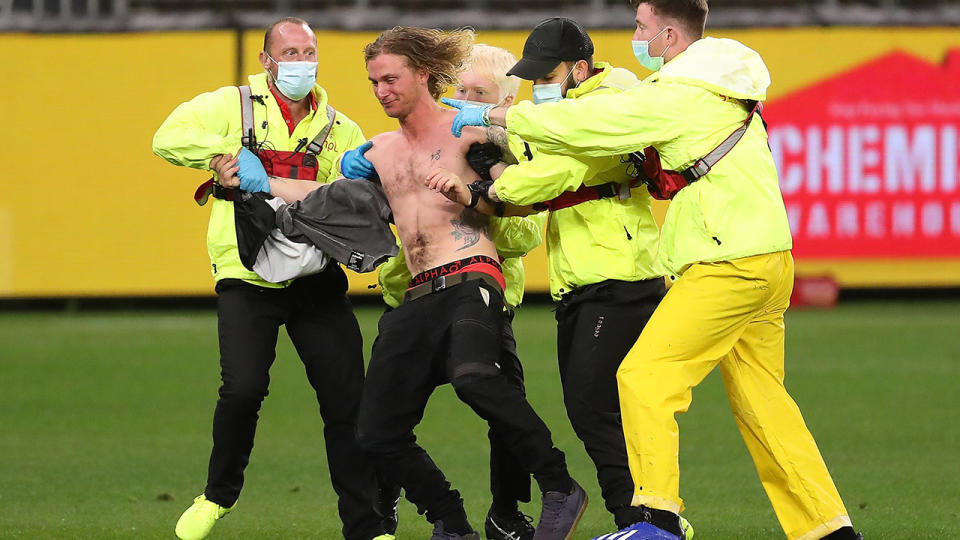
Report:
208,265,384,540
489,310,532,510
357,279,570,527
374,309,532,515
554,278,665,525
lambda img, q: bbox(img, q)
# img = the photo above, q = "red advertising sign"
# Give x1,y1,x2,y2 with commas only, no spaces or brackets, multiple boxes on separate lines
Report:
766,50,960,258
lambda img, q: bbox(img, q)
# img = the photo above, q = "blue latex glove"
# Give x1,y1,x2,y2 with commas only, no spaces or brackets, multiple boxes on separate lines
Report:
236,147,270,193
442,98,491,137
340,141,379,180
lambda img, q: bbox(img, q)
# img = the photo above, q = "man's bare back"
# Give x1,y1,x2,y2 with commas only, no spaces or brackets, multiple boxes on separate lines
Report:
366,109,495,275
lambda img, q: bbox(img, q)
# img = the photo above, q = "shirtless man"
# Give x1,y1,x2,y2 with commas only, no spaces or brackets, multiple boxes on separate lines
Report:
217,26,587,540
353,27,587,540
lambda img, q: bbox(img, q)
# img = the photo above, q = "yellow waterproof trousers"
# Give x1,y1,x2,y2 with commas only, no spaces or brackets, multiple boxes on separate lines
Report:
617,251,852,540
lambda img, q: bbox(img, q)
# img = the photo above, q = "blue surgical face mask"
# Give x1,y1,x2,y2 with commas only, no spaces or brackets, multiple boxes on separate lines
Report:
460,96,507,108
532,67,576,105
266,54,317,101
632,27,669,71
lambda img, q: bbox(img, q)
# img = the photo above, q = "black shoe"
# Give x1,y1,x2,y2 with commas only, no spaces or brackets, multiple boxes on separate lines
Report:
377,486,400,535
431,519,481,540
532,480,588,540
821,526,863,540
485,507,535,540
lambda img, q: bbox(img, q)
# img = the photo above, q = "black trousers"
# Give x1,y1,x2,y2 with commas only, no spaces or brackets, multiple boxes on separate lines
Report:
357,279,570,526
209,265,383,540
554,278,665,525
488,310,532,509
374,309,532,513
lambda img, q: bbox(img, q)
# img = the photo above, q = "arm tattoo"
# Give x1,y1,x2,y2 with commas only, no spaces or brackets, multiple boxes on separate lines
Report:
485,126,509,151
450,208,492,251
431,148,442,160
484,126,517,164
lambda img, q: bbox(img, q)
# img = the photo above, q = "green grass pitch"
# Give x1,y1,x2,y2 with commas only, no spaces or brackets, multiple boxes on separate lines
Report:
1,300,958,539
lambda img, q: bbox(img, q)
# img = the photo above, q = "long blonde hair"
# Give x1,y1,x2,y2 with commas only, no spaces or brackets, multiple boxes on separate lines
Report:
364,26,475,100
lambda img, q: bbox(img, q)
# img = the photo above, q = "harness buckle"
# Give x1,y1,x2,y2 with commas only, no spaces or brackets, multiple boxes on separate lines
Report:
595,183,618,199
690,159,711,179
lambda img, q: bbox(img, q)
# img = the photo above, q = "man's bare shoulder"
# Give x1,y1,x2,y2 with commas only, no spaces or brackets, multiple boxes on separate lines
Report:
366,130,405,167
370,130,403,148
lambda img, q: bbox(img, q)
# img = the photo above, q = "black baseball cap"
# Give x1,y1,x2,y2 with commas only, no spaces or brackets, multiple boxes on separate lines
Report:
507,17,594,81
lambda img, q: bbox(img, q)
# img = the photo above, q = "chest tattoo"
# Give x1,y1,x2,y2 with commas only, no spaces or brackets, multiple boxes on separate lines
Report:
430,148,442,161
449,208,492,251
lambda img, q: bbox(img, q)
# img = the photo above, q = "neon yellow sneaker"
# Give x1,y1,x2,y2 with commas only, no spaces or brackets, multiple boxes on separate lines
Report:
680,514,695,539
372,536,396,540
174,494,235,540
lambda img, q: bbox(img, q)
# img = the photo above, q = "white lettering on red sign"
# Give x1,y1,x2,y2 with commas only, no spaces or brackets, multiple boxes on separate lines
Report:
760,50,959,258
771,124,958,197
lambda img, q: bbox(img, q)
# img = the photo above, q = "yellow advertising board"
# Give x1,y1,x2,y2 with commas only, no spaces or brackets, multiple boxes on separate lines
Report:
0,26,957,297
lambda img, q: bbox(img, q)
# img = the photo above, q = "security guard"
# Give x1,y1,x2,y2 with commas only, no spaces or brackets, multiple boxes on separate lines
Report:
373,43,547,540
448,2,862,540
442,18,682,534
152,17,391,540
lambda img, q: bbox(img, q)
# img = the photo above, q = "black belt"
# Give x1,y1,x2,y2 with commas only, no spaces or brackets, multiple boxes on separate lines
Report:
403,272,501,303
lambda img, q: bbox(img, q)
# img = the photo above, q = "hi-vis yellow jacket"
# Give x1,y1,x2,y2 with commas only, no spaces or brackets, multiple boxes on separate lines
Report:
153,73,365,287
378,132,547,309
495,62,662,300
505,39,792,276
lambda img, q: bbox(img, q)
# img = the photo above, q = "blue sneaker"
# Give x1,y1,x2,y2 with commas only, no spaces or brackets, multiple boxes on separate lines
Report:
591,521,682,540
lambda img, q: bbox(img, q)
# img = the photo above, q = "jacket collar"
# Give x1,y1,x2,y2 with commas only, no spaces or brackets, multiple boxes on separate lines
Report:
566,61,640,99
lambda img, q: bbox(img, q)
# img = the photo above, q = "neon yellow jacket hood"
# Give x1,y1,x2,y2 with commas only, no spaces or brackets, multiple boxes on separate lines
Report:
653,36,770,101
505,39,792,275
